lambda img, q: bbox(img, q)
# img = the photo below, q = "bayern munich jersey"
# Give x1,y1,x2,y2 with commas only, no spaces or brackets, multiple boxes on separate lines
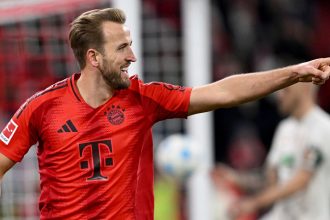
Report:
0,73,192,220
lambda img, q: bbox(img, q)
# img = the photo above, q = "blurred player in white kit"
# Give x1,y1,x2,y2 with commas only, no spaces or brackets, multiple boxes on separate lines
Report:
228,81,330,220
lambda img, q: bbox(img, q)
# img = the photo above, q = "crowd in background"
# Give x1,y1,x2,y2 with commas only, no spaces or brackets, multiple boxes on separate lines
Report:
212,0,330,168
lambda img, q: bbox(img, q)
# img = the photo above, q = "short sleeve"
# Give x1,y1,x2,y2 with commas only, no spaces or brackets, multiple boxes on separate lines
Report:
0,101,38,162
131,77,192,123
299,128,325,172
266,123,284,168
300,146,323,172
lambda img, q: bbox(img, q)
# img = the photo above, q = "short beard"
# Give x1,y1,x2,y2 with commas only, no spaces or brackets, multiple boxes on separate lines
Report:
99,60,131,90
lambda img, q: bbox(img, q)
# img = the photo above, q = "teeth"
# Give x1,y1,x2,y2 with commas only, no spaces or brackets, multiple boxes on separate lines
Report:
121,69,128,74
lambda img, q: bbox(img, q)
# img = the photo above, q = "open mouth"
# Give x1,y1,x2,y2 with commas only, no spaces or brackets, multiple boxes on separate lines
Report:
120,67,130,80
120,64,129,73
121,68,128,74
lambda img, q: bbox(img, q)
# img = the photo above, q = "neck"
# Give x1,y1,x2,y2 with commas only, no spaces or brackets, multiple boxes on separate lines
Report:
293,99,315,120
76,69,115,108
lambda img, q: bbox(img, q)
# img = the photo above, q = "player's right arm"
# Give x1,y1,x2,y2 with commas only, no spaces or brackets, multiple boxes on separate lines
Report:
0,153,16,195
0,95,40,197
188,58,330,115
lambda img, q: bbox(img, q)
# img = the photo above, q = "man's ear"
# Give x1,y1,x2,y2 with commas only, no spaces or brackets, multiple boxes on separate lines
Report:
86,49,101,67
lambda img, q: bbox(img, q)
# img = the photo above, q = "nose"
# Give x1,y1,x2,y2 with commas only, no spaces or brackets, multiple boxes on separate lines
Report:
126,47,137,63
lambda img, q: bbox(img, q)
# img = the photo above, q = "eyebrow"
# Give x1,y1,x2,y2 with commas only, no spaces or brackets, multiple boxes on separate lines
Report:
117,41,133,50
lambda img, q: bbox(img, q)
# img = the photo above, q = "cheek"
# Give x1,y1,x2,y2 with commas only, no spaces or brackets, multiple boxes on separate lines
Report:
104,53,118,64
103,58,116,70
114,52,127,62
109,58,122,70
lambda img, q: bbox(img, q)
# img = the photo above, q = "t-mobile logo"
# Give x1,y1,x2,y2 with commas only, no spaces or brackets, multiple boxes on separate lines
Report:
79,140,113,181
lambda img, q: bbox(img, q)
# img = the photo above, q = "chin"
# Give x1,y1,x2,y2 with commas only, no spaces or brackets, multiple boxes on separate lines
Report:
114,80,131,90
279,109,290,117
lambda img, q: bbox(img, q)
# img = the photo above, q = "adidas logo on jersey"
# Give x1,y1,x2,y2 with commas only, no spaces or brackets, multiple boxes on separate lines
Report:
57,120,77,133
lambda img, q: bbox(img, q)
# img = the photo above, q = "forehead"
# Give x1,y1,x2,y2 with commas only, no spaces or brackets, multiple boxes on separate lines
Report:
101,21,131,42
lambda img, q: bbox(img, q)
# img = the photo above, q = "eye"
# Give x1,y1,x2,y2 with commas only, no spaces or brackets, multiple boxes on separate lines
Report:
117,43,128,51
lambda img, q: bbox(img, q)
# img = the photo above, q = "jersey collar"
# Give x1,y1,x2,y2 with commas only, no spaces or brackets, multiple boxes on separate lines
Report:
68,73,82,102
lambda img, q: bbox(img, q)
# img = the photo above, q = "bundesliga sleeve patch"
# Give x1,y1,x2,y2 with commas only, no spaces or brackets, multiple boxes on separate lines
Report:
0,119,18,145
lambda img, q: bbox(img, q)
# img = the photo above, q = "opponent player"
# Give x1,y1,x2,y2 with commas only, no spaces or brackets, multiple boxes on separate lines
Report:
229,83,330,220
0,8,330,219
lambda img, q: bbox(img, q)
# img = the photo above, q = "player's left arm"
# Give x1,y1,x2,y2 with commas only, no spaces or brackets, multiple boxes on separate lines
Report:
242,169,313,211
231,146,323,217
188,58,330,115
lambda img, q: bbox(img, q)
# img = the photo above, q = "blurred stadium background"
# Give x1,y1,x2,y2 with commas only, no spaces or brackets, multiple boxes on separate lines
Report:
0,0,330,219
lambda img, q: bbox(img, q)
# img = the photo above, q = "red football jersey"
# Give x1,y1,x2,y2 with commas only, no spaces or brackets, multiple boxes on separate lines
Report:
0,73,191,220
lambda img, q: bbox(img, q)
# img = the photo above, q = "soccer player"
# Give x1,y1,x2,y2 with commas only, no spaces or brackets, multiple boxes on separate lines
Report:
228,83,330,220
0,8,330,219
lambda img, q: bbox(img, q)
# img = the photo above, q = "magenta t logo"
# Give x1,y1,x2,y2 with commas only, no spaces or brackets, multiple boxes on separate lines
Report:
79,140,113,181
